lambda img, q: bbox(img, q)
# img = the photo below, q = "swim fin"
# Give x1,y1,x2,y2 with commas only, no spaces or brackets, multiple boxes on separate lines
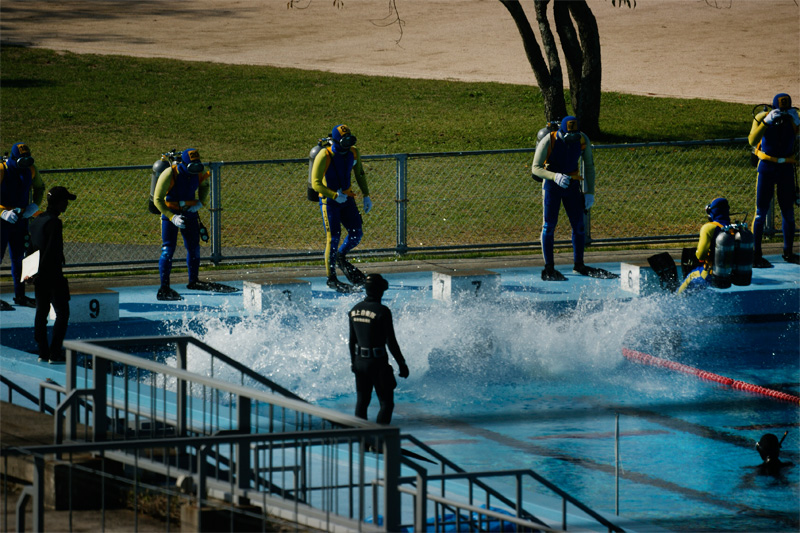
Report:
186,281,239,293
573,263,619,279
327,276,361,294
647,252,679,292
337,256,367,286
157,286,182,301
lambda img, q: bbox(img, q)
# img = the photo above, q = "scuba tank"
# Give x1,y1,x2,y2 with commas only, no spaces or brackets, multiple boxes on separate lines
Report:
307,137,331,201
531,120,561,183
731,223,754,286
149,150,178,214
711,229,734,289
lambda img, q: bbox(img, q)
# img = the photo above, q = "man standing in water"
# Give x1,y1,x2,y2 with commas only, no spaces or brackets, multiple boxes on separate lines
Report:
348,274,409,424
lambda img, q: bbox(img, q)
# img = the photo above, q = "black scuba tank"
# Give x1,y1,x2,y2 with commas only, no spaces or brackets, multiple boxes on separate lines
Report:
149,155,172,214
732,225,754,286
712,229,734,289
307,138,331,201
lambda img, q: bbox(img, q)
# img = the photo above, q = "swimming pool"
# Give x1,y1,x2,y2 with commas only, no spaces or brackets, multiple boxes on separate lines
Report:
156,270,799,532
2,262,798,531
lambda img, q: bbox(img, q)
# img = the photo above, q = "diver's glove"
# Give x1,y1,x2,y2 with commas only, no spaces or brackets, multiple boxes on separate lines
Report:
398,362,409,379
788,108,800,126
554,173,571,189
185,202,202,213
171,214,186,228
1,210,18,224
22,203,39,218
334,190,348,204
584,193,595,211
764,109,783,125
363,196,373,214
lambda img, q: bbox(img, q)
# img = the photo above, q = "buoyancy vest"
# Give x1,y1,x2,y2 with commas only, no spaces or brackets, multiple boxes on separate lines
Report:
757,119,797,161
163,164,208,210
0,160,34,209
322,146,356,193
545,132,586,178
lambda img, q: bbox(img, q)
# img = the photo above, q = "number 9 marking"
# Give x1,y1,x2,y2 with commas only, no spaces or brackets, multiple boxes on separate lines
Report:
89,298,100,318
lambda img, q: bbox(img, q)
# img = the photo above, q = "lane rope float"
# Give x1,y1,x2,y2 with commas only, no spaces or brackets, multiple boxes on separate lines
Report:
622,348,800,405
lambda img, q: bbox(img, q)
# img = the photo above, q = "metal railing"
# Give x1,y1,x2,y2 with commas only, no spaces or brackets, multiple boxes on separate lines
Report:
2,138,794,273
2,335,624,532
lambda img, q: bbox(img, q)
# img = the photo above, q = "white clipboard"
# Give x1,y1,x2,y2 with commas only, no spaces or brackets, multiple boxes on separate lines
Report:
21,250,40,282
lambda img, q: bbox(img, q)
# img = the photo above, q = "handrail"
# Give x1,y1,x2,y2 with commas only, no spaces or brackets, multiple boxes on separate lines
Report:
0,374,54,415
85,335,306,402
64,338,371,430
399,469,624,533
400,434,546,526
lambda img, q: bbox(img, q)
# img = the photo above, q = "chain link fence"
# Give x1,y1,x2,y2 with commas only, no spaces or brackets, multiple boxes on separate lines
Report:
1,138,796,273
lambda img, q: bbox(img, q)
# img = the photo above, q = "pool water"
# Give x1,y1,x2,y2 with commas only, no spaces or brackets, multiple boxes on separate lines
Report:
165,280,799,533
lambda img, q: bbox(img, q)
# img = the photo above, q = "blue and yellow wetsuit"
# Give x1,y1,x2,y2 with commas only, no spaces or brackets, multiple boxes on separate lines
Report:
153,150,210,288
748,96,798,261
531,128,595,267
311,141,369,279
677,221,725,294
0,144,45,301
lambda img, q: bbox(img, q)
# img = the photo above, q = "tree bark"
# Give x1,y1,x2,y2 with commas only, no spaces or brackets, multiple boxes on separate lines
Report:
499,0,602,137
499,0,567,122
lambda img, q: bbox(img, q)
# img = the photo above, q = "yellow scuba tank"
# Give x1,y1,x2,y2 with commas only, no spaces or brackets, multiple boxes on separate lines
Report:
149,151,178,214
731,224,754,286
307,137,331,201
712,229,734,289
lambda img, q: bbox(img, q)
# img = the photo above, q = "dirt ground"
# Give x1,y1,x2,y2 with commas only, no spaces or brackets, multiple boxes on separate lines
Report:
0,0,797,105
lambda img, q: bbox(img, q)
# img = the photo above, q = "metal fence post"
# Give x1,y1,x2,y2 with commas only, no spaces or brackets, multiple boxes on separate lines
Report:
396,154,408,255
210,162,223,266
383,430,401,532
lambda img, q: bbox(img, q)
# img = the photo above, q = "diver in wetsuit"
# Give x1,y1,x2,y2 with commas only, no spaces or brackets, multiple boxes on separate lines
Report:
311,124,372,292
1,142,45,310
348,273,409,424
531,116,616,281
677,197,732,294
756,432,792,476
748,92,799,267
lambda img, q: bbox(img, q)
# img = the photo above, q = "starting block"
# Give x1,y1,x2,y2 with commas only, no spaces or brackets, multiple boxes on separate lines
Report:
620,262,661,296
243,279,312,311
51,288,119,322
432,269,501,303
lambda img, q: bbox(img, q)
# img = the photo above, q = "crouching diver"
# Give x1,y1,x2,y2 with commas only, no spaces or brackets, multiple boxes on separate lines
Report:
348,274,409,425
152,148,237,301
677,197,754,294
311,124,372,293
531,116,617,281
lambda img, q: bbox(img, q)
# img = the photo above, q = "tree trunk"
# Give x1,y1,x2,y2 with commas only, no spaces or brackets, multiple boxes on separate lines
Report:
498,0,602,137
499,0,567,123
567,0,602,138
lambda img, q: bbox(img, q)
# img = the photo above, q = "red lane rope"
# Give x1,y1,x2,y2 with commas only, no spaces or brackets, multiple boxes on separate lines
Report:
621,348,800,405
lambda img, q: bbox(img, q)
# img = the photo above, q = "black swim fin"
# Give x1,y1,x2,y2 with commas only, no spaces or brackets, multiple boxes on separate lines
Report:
186,281,239,293
327,276,361,294
573,263,619,279
337,256,367,286
647,252,679,292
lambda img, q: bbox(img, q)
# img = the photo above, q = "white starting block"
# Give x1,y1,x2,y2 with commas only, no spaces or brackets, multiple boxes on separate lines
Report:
51,288,119,322
620,262,661,296
243,279,312,311
432,269,501,303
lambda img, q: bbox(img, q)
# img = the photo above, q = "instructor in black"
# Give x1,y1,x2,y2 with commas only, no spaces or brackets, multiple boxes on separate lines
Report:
348,274,409,424
28,186,76,363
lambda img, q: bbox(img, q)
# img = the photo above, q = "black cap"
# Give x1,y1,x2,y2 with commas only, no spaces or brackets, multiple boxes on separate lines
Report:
47,186,77,202
364,273,388,297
